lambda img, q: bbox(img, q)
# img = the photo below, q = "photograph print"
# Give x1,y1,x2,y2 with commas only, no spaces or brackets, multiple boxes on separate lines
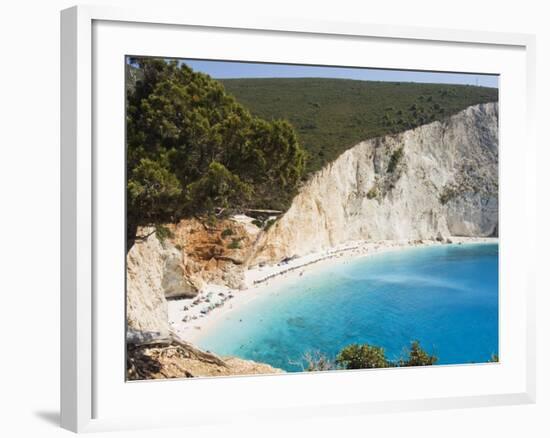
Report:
125,57,499,380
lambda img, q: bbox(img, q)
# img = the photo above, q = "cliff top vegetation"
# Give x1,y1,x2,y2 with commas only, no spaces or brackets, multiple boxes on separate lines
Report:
221,77,498,174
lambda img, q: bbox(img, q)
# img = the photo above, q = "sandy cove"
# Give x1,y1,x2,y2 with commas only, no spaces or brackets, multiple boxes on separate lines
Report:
168,236,498,344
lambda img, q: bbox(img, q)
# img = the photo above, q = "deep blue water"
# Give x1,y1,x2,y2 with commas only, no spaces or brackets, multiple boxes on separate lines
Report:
197,243,499,371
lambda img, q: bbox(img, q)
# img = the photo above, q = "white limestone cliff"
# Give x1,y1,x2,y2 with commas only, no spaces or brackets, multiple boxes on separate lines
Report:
249,103,498,264
126,228,198,337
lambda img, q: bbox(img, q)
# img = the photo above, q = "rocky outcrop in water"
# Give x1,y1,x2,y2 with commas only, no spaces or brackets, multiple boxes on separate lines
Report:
249,103,498,264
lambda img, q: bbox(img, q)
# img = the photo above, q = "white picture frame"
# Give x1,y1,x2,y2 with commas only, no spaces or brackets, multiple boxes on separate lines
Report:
60,4,537,433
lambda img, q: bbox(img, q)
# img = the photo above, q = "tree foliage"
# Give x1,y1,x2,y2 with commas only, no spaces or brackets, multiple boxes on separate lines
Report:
127,158,182,231
335,340,437,370
186,161,252,213
336,343,389,369
398,340,438,366
126,58,305,248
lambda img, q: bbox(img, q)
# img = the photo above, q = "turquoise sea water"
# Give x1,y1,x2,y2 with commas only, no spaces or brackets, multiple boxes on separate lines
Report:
197,243,499,371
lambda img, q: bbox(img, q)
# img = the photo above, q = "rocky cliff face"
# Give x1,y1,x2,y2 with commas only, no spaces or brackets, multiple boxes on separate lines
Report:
250,103,498,264
126,230,170,336
126,227,198,337
127,335,283,380
126,218,259,337
126,227,284,379
167,217,259,290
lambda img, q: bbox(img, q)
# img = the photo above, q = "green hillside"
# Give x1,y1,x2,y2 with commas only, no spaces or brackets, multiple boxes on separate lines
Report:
220,78,498,175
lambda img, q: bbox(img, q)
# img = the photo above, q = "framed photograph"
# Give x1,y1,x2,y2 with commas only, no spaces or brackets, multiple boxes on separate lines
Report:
61,5,536,432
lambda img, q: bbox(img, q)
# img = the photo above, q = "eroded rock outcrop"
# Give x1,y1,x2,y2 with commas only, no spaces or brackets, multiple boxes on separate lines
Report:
126,219,259,336
167,217,260,290
250,103,498,264
126,230,171,336
126,228,283,378
127,228,198,336
127,334,283,380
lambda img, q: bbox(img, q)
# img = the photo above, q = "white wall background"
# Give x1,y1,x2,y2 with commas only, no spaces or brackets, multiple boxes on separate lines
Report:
0,0,547,436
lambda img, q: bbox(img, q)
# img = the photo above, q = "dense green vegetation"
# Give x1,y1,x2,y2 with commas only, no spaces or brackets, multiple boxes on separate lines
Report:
221,78,498,174
336,340,438,369
302,340,438,371
126,59,305,248
336,343,390,369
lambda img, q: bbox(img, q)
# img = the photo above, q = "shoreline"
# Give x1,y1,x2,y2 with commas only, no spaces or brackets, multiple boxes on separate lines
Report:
168,236,498,345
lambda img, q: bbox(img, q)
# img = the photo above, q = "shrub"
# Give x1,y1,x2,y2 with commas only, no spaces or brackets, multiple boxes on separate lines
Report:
227,238,241,249
382,113,395,127
439,185,456,205
335,340,438,370
206,213,218,227
399,340,438,366
265,218,277,230
251,219,264,228
221,228,234,238
367,186,378,199
336,344,389,369
303,351,334,372
154,224,173,244
387,147,404,173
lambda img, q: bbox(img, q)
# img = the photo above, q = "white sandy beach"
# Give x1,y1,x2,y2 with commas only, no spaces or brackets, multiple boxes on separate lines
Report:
168,237,498,344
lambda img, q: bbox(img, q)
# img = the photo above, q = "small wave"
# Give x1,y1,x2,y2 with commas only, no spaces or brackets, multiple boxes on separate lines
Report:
351,273,468,292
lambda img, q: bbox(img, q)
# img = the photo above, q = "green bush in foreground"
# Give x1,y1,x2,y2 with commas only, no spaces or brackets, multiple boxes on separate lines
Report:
302,341,499,372
336,344,389,369
398,340,438,367
334,340,437,370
